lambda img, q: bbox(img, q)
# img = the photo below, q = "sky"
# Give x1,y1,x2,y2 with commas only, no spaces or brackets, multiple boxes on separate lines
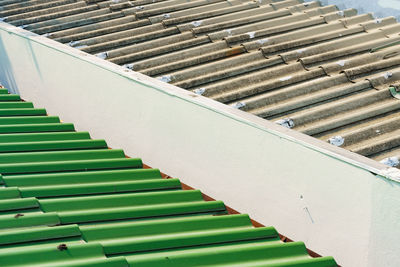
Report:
305,0,400,20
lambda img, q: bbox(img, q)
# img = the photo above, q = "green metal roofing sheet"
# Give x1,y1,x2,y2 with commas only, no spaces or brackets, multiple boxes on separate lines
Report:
0,88,337,266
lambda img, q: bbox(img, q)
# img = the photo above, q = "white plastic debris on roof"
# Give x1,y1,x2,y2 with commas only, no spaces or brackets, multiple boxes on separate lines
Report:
275,118,295,129
279,76,292,81
96,52,108,60
191,21,203,27
69,41,80,47
329,136,345,147
193,88,206,95
296,48,307,54
232,102,246,109
158,75,172,83
123,63,135,70
247,32,256,39
380,157,400,167
257,38,269,45
383,72,393,79
225,29,233,36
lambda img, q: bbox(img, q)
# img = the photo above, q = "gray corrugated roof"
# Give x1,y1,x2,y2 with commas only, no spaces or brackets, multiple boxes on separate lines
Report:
1,0,400,168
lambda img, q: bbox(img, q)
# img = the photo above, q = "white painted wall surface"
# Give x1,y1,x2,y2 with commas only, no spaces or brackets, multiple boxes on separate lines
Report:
306,0,400,20
1,23,400,267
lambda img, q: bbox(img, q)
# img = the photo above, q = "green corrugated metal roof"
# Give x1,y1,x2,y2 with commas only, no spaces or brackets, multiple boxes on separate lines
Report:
0,88,337,266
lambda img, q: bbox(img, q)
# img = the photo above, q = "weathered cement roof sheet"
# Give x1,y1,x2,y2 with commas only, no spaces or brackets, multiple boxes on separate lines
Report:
1,0,400,167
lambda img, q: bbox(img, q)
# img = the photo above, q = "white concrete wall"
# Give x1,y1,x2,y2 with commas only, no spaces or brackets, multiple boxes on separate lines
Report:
1,23,400,267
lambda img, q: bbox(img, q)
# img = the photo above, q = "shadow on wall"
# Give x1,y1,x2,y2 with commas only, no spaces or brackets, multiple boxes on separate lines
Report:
306,0,400,21
0,35,18,94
